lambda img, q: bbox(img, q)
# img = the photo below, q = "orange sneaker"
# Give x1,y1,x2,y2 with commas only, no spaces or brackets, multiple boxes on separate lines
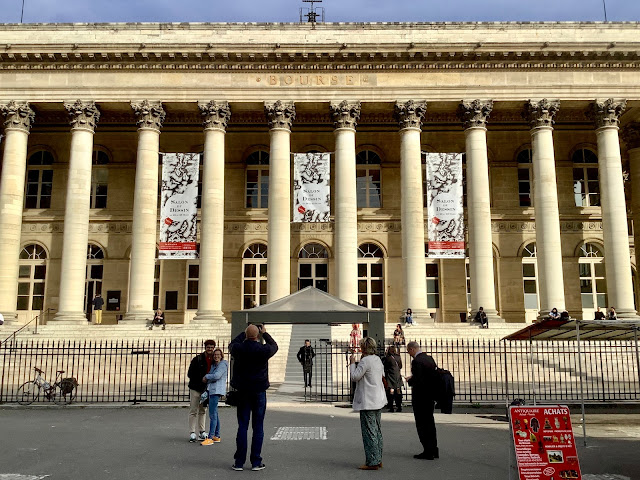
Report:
201,438,215,446
212,437,221,443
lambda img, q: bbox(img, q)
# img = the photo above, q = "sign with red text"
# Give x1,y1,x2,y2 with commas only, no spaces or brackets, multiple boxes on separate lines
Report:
510,405,582,480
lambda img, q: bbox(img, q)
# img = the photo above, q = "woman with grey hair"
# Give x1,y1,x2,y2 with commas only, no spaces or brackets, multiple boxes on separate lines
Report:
349,337,387,470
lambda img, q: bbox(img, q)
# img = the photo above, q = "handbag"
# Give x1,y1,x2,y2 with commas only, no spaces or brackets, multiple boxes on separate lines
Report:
200,390,209,406
225,390,240,407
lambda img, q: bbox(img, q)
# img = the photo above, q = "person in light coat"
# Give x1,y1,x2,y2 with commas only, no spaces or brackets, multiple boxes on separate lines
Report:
349,337,387,470
201,348,228,445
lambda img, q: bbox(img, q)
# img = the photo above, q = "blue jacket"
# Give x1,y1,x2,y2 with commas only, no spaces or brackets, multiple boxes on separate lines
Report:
229,332,278,393
204,360,228,396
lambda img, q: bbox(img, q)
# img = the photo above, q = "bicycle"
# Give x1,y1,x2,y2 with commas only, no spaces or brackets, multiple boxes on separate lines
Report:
16,367,78,405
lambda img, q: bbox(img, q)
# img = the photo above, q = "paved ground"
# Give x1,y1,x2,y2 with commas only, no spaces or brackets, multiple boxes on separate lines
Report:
0,398,638,480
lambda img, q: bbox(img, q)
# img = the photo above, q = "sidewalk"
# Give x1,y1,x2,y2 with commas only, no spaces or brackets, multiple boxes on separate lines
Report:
0,399,637,480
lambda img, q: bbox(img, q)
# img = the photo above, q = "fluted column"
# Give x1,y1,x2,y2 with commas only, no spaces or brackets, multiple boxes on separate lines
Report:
330,101,360,304
0,102,35,324
194,101,230,323
457,100,502,322
54,101,101,323
590,99,637,318
124,101,165,323
396,100,429,320
622,123,640,282
265,101,295,302
524,99,566,317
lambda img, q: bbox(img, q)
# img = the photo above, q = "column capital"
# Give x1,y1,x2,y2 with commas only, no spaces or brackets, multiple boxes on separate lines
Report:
330,100,361,130
0,100,35,133
264,100,296,131
64,100,100,133
523,99,560,129
131,100,166,131
622,122,640,151
589,98,627,129
198,100,231,132
395,100,427,131
457,99,493,130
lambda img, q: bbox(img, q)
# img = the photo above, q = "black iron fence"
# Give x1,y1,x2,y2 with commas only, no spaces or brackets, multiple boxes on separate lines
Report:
1,338,639,404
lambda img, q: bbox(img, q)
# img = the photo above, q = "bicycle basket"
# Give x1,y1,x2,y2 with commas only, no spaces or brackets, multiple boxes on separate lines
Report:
60,377,79,394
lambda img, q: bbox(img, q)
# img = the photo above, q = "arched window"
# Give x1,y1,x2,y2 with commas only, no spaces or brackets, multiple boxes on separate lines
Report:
517,148,533,207
573,148,600,207
25,151,54,209
424,244,439,308
357,243,384,308
356,150,381,208
91,149,109,209
17,244,47,311
522,242,539,320
246,151,270,208
579,243,606,317
298,243,328,292
84,244,104,321
242,243,268,308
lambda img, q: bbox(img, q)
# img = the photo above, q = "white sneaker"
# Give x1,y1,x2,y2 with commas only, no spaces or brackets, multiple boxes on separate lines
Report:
199,431,207,441
189,433,197,443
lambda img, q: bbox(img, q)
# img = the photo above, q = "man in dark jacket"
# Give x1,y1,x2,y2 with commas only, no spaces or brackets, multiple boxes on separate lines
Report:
383,346,403,412
406,341,439,460
296,339,316,387
187,339,216,442
230,324,278,471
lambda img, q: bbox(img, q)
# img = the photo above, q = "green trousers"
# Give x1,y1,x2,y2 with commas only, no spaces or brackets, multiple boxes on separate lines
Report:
359,409,383,466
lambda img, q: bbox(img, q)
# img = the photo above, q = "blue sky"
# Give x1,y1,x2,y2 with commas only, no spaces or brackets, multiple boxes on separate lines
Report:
1,0,639,23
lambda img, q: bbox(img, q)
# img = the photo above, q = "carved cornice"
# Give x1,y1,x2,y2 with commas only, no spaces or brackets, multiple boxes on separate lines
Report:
330,101,361,130
264,100,296,131
457,100,493,129
64,100,100,132
622,122,640,150
490,220,603,233
21,222,133,234
395,100,427,130
198,100,231,132
523,99,560,129
588,98,627,129
131,100,166,131
0,100,35,132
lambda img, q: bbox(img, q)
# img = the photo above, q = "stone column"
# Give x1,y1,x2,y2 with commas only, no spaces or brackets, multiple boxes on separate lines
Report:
524,99,566,317
124,101,166,323
590,99,637,318
265,101,295,302
54,101,101,324
457,100,502,322
330,101,361,304
193,101,230,323
622,122,640,286
0,102,35,324
395,100,429,320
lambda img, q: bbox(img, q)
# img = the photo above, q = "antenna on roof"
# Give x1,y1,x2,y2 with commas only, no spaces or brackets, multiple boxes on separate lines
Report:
300,0,325,28
602,0,608,22
20,0,25,23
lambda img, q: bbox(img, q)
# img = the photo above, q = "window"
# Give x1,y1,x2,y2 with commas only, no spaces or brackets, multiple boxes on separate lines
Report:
84,244,104,321
461,154,468,207
573,148,600,207
579,243,607,311
17,244,47,311
196,153,204,209
517,148,533,207
356,150,381,208
357,243,384,308
425,264,440,308
465,258,471,311
246,151,269,208
186,263,199,309
242,243,268,308
90,150,109,209
153,253,161,311
522,242,539,311
25,151,54,209
298,243,328,292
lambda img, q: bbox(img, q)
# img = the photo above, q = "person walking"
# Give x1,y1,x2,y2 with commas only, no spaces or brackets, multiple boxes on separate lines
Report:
229,324,278,472
296,339,316,388
187,339,216,442
406,341,439,460
201,348,228,446
349,337,387,470
92,293,104,324
383,346,403,413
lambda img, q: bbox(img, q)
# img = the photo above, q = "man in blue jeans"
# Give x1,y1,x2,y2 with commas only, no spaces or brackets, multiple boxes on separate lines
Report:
229,323,278,471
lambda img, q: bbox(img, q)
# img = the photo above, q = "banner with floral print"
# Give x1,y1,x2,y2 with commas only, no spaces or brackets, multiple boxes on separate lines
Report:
293,152,331,222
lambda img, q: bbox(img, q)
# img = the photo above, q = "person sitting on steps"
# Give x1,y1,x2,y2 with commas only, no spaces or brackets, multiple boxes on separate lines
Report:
149,309,166,330
475,307,488,329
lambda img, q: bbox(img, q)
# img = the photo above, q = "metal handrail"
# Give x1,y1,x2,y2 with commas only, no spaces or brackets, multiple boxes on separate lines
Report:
0,308,54,347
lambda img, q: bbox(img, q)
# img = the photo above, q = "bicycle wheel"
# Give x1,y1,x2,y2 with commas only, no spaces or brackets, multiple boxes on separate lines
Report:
16,381,40,405
53,380,76,405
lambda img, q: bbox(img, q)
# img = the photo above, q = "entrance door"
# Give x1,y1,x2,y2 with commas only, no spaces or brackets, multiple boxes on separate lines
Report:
84,265,103,321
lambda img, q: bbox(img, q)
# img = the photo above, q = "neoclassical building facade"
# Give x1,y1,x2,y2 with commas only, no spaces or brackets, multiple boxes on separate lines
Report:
1,22,640,327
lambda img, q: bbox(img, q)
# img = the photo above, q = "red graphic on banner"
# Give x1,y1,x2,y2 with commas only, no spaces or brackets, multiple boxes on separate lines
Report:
510,405,581,480
158,242,197,251
431,217,441,224
298,205,306,214
428,241,465,250
164,218,173,225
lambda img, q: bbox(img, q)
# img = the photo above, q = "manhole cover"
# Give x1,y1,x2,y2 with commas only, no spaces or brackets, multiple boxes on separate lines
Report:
270,426,327,440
